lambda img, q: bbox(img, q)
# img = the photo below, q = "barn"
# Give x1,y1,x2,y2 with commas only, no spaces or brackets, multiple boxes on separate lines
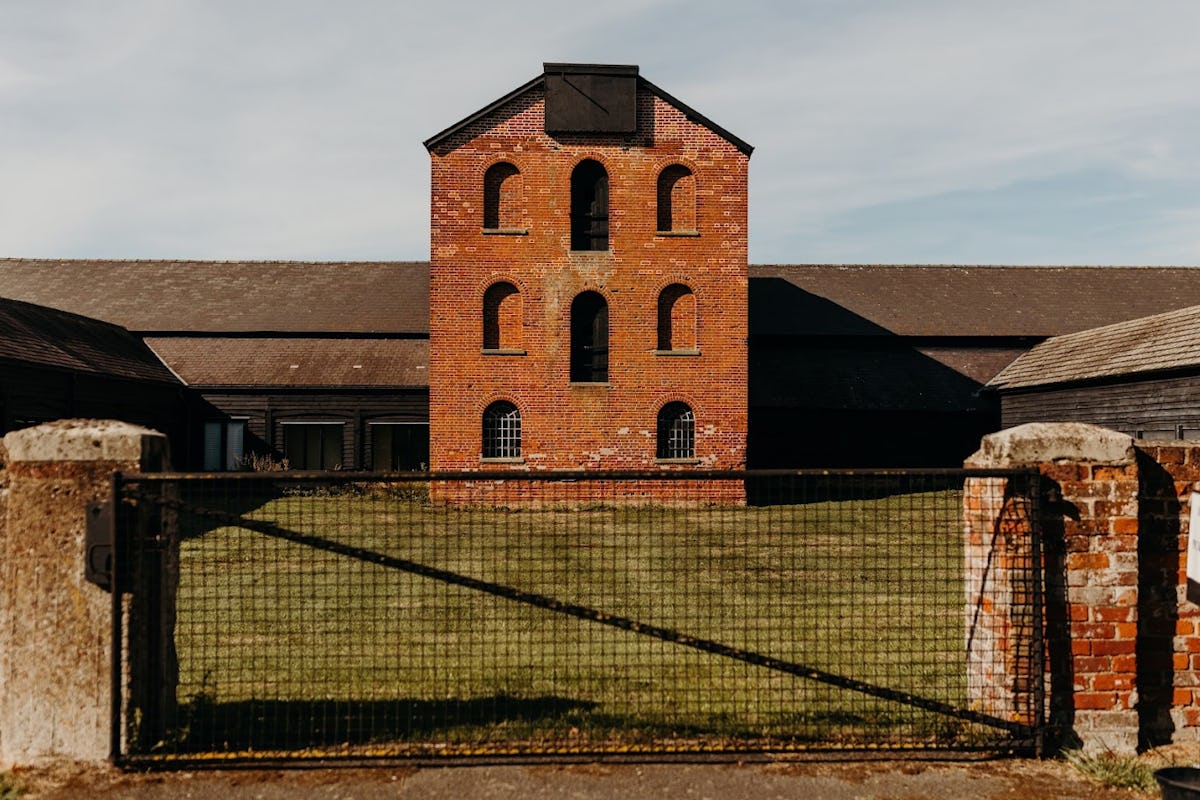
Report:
750,264,1200,466
0,260,429,471
0,296,183,441
990,302,1200,441
8,257,1200,470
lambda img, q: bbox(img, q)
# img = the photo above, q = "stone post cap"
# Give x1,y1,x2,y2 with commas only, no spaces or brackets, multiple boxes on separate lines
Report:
1,419,168,465
967,422,1134,467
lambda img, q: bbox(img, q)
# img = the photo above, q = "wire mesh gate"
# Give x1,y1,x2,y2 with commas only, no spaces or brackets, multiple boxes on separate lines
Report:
110,469,1045,764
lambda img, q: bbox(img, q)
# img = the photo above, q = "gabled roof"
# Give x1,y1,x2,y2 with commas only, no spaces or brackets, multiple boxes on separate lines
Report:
749,265,1200,338
0,297,178,384
989,303,1200,391
423,63,754,156
145,337,429,388
7,260,1200,345
0,259,428,334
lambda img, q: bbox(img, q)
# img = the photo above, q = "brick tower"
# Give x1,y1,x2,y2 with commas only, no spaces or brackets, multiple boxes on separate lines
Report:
424,64,751,494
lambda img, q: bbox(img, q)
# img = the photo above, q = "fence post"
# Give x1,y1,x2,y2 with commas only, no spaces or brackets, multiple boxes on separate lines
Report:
966,422,1139,754
0,420,168,767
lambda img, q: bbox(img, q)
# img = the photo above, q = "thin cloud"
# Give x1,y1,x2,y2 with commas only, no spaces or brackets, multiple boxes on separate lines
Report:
2,0,1200,264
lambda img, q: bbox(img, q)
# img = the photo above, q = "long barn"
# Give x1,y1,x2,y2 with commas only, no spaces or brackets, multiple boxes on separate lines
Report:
6,258,1200,469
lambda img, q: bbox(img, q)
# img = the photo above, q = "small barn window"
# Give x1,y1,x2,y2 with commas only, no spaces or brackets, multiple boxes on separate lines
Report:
570,291,609,383
570,159,609,251
657,402,695,460
483,162,522,230
482,401,521,459
657,165,696,233
371,422,430,471
656,283,696,351
482,281,522,350
203,419,246,471
282,422,343,470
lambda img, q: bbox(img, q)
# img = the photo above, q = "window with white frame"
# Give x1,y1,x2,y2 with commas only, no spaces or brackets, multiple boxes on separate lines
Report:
482,401,521,459
656,402,695,460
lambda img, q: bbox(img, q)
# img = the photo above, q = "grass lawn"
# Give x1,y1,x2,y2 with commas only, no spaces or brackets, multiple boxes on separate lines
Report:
146,484,1020,756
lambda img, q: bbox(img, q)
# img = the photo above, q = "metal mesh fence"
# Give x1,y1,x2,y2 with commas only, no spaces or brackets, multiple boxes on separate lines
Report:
115,470,1042,762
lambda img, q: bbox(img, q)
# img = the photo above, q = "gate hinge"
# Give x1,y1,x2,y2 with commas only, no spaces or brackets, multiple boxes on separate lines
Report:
85,500,115,592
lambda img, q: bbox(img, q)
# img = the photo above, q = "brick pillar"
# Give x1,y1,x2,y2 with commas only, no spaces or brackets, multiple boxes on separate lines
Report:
966,422,1139,754
0,420,168,767
963,473,1040,726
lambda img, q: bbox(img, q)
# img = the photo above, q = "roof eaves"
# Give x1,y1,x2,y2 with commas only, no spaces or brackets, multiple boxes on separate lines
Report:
423,74,545,151
639,77,754,156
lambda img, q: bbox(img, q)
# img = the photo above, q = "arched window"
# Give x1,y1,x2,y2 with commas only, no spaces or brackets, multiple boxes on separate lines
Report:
657,403,695,460
482,281,522,350
656,283,696,351
482,401,521,459
570,160,609,251
483,162,522,230
656,165,695,233
570,291,609,383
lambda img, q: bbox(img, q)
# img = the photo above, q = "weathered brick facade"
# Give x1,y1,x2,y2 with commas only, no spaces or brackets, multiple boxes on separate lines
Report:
425,65,750,500
965,422,1200,753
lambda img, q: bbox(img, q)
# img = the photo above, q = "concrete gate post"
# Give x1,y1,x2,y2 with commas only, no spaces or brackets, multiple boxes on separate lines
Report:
0,420,168,767
966,422,1140,754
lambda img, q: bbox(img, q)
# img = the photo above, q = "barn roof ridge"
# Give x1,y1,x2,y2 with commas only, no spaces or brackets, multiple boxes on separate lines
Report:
0,296,179,385
989,303,1200,391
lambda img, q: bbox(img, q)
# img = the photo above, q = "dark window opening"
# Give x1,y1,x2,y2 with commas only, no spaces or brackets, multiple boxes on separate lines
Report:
482,401,521,459
483,162,521,229
203,419,246,471
372,423,430,471
570,159,609,251
283,423,344,470
657,402,695,460
656,164,695,232
483,281,522,350
570,291,609,382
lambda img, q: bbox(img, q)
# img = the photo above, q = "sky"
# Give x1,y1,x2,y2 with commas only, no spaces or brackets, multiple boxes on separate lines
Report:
3,0,1200,266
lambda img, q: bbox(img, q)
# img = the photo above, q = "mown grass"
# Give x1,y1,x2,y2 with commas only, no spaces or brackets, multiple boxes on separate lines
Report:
156,487,1000,754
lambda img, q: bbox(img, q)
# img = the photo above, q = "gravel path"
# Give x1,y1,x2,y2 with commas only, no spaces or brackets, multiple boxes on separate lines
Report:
9,757,1162,799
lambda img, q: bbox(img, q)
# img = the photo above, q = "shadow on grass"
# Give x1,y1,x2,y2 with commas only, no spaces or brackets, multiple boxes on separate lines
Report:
150,694,1005,755
744,473,963,506
160,694,600,753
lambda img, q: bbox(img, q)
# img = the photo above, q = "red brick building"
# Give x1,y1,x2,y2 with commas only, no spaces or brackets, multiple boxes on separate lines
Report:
424,64,752,478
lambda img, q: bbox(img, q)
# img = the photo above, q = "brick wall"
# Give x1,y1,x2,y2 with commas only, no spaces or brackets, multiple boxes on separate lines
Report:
1134,444,1200,740
427,80,748,502
429,476,745,507
963,475,1040,726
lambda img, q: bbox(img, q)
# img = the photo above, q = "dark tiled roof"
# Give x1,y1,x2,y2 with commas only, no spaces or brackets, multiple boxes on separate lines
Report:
749,265,1200,337
7,260,1200,344
145,337,429,388
989,304,1200,391
0,297,178,383
0,259,428,334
